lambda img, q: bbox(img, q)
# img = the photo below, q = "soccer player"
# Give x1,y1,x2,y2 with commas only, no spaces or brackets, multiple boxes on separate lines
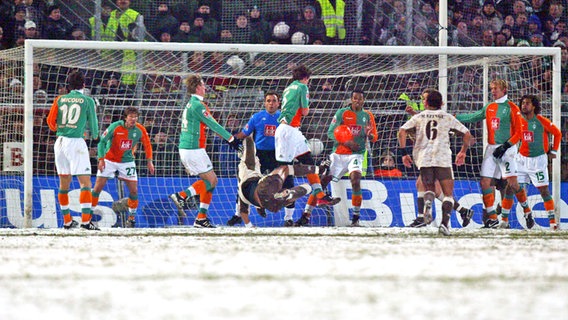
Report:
169,74,241,228
324,88,377,227
517,95,561,230
91,107,154,228
275,64,340,226
226,91,297,227
399,89,472,236
46,70,99,230
236,136,330,218
456,79,532,229
406,88,475,228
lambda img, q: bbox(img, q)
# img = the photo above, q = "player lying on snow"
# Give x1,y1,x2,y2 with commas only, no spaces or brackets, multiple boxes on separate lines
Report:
236,136,339,227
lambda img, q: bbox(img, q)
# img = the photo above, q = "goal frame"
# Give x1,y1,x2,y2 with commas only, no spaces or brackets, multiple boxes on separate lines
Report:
22,40,563,228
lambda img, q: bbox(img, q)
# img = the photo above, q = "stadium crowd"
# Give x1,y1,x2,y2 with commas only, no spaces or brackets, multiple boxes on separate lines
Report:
0,0,567,181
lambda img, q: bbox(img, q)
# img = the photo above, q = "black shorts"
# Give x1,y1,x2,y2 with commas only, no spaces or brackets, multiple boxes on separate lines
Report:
420,167,453,185
241,177,260,207
257,149,278,174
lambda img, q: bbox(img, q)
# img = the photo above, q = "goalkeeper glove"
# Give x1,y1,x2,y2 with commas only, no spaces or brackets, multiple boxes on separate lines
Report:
492,141,512,159
227,136,243,152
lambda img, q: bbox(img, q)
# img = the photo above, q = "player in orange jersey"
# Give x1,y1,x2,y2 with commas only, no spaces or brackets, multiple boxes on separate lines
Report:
517,95,562,230
91,107,154,228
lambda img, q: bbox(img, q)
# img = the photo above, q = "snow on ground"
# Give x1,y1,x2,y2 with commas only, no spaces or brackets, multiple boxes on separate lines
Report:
1,227,567,320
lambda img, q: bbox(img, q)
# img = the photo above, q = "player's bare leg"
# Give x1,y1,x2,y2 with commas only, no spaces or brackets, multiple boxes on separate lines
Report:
480,176,499,228
349,171,363,227
123,179,138,228
536,185,557,230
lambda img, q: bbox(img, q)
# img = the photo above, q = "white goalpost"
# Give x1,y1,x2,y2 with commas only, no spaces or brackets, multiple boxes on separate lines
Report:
4,40,562,228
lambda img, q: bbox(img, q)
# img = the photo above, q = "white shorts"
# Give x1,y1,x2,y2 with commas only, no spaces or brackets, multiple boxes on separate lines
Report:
516,153,549,187
329,153,364,179
97,159,137,181
480,144,518,179
275,123,310,163
179,148,213,176
54,136,91,176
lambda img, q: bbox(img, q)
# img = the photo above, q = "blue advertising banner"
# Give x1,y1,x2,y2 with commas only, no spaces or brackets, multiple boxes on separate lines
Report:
1,176,566,229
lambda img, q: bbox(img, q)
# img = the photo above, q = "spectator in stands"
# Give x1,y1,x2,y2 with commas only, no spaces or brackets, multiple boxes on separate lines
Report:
103,0,143,42
531,0,549,22
374,151,403,178
547,2,564,25
527,14,542,35
15,20,38,46
512,0,528,16
361,0,389,45
89,0,112,40
158,30,171,42
230,12,251,44
151,2,178,41
452,20,477,46
385,18,407,46
494,31,508,46
389,0,406,28
410,23,436,46
42,5,73,40
482,28,495,46
415,1,438,34
500,24,516,45
71,27,87,40
480,0,503,33
188,14,205,39
313,0,346,44
529,32,544,46
248,4,270,44
172,19,200,42
196,1,220,42
188,51,206,72
295,5,326,44
171,0,197,26
503,14,515,29
98,73,128,95
468,13,485,44
33,89,47,105
513,11,530,40
148,131,178,176
4,5,27,48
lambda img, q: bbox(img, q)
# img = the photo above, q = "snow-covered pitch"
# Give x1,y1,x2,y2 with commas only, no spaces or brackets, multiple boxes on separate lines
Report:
1,227,567,320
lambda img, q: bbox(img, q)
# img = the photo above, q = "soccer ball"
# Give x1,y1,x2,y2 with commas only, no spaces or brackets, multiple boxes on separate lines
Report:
226,55,245,73
334,125,353,143
273,22,290,39
308,138,324,156
291,31,309,44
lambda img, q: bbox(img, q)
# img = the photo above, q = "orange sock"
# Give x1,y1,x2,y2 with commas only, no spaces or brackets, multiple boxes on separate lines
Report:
501,197,514,210
352,194,362,208
193,180,209,194
515,189,528,203
79,188,92,223
482,188,495,209
197,191,213,219
544,199,555,211
127,198,138,210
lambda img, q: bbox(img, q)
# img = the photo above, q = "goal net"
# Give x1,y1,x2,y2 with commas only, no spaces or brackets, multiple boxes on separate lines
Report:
1,41,562,229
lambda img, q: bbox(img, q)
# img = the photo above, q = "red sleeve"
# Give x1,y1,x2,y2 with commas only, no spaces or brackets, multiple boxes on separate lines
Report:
508,102,522,145
539,115,562,152
366,110,378,143
46,96,61,132
137,123,153,160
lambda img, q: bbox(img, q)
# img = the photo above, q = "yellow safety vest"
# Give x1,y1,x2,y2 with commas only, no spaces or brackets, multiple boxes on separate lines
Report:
91,8,139,41
121,46,137,85
317,0,346,39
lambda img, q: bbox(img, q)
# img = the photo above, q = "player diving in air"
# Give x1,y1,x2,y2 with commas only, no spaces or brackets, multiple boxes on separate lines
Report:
235,136,334,225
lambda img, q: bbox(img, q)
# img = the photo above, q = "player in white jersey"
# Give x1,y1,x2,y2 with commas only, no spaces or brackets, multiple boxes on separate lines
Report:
398,90,471,235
